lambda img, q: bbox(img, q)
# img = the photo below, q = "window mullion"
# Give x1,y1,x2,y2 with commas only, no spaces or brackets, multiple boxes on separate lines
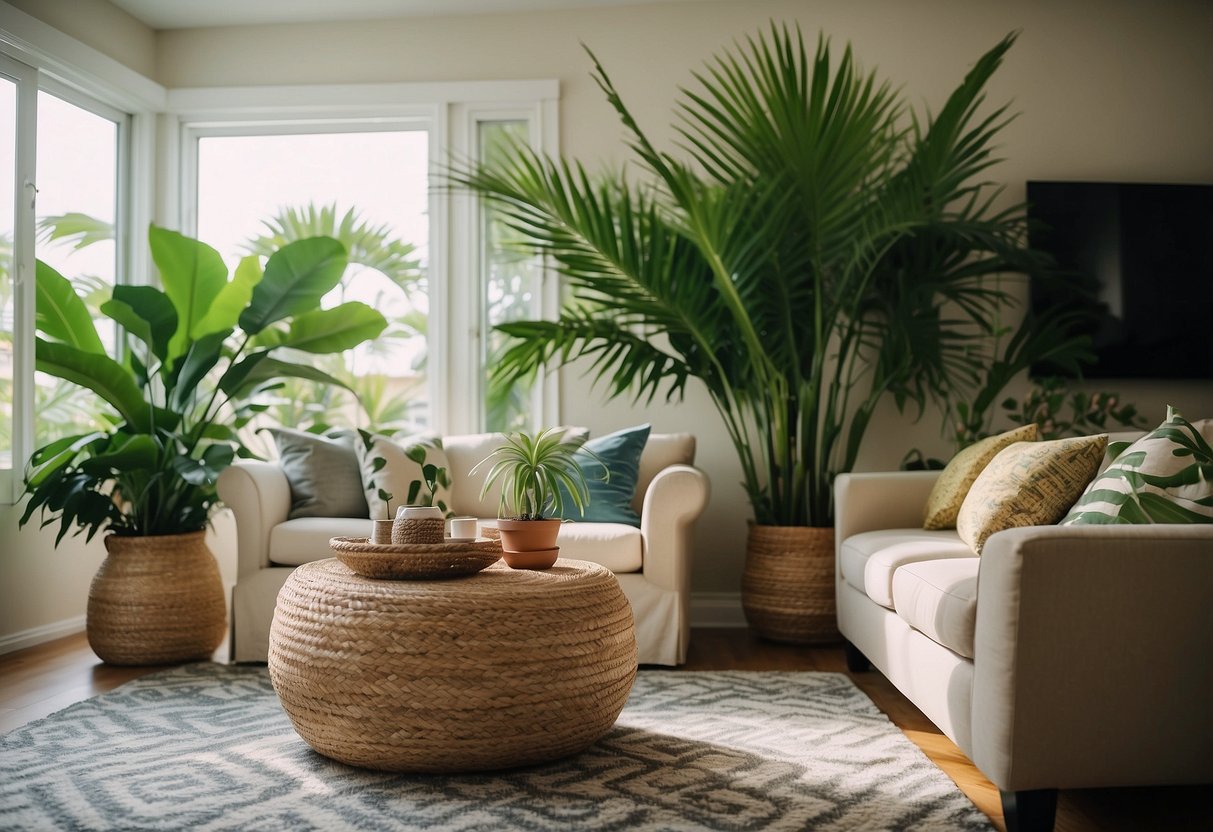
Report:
7,60,37,502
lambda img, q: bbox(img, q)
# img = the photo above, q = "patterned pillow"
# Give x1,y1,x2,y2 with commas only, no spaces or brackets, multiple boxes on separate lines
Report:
922,424,1037,530
957,434,1107,554
1062,407,1213,525
356,433,453,521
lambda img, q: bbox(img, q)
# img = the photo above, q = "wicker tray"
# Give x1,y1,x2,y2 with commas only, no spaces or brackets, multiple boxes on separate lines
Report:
329,537,502,580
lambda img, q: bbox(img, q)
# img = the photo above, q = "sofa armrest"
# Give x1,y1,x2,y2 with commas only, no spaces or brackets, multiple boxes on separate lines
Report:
216,461,292,578
833,471,940,559
639,464,710,594
971,524,1213,792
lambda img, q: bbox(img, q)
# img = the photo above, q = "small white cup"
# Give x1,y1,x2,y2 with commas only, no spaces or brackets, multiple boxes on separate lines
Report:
449,517,478,539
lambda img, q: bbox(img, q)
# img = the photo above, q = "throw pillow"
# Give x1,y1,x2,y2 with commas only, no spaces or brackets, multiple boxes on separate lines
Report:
1061,407,1213,525
922,424,1038,530
356,433,454,521
266,428,369,520
557,424,651,527
956,433,1107,554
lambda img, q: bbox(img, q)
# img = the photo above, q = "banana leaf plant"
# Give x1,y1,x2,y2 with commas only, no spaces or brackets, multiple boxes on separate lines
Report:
450,25,1089,527
20,225,388,543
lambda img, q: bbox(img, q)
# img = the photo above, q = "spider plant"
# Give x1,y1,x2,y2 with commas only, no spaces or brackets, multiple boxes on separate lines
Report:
473,428,599,520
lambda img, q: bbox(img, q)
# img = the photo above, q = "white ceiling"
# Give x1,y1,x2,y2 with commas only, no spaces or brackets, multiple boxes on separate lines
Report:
108,0,710,30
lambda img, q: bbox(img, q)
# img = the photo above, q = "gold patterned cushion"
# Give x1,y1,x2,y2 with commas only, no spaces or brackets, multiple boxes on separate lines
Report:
956,434,1108,554
922,425,1037,530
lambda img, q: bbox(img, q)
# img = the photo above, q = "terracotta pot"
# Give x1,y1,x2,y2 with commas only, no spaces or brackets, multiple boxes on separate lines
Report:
741,524,840,644
87,531,227,665
501,547,560,570
496,518,562,568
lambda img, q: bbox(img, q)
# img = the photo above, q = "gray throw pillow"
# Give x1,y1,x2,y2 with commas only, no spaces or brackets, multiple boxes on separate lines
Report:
267,428,370,519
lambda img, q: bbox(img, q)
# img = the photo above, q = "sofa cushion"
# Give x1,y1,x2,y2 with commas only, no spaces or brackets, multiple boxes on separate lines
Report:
556,522,643,572
269,516,642,573
957,434,1107,554
269,517,374,566
267,427,369,520
356,433,453,521
923,424,1037,530
839,529,974,609
1063,408,1213,525
892,558,979,659
558,424,650,527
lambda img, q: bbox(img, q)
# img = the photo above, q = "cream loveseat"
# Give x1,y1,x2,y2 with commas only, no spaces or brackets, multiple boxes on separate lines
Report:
834,470,1213,832
217,431,709,666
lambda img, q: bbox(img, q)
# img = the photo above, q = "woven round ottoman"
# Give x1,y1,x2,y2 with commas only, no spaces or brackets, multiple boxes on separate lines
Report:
268,558,637,773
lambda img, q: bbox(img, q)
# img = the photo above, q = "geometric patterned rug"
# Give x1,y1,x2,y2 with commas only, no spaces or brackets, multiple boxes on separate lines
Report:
0,665,992,830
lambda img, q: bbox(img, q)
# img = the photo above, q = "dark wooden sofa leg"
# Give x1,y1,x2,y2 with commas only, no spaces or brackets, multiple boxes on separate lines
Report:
843,639,872,672
1000,788,1058,832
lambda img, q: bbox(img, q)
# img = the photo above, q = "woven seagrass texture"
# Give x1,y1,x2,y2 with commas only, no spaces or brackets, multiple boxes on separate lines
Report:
390,517,445,544
268,558,638,773
741,525,839,644
329,536,502,579
87,532,227,666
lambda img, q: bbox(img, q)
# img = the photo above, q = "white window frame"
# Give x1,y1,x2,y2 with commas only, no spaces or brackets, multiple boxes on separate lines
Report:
166,80,560,437
0,8,161,502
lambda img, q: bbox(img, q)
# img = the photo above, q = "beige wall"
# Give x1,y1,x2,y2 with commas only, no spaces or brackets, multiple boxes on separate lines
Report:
4,0,156,78
3,0,1212,648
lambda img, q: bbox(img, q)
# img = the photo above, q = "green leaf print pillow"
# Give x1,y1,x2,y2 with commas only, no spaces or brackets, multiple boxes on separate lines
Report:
1061,406,1213,525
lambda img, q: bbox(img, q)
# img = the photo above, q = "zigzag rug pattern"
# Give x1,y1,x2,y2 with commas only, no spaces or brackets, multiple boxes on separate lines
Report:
0,666,991,830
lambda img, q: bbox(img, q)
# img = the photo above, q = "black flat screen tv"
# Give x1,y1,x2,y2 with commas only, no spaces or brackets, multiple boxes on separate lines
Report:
1027,181,1213,380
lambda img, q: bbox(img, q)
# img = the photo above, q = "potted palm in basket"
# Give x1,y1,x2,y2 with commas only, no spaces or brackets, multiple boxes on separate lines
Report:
472,428,600,569
21,226,386,664
450,26,1090,641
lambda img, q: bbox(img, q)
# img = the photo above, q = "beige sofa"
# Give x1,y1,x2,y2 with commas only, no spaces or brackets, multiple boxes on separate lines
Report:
834,470,1213,831
217,431,709,666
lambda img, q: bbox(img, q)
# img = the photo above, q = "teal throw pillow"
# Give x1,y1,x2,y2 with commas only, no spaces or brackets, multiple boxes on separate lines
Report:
1061,406,1213,525
558,424,651,527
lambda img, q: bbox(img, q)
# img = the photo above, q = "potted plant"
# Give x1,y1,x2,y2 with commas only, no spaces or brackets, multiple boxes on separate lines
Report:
450,26,1090,641
20,225,386,664
472,428,599,569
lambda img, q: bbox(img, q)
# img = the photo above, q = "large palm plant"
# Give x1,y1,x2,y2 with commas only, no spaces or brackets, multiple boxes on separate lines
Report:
451,26,1085,527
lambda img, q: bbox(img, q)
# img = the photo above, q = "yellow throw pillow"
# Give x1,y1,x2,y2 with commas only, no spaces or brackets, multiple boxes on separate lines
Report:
957,434,1107,554
922,424,1038,530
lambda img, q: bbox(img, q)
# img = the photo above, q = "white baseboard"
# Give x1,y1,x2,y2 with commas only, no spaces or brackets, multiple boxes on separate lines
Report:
0,615,87,655
690,592,746,628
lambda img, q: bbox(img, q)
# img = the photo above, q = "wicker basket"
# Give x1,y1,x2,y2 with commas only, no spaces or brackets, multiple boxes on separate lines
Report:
269,558,637,773
329,536,501,579
87,532,227,665
741,524,840,644
390,517,445,544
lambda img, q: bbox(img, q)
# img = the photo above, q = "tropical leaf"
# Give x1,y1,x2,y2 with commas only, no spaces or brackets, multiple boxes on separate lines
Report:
239,236,347,334
37,212,115,251
149,225,229,363
196,254,263,338
34,338,149,429
35,261,104,354
102,284,178,362
263,301,387,353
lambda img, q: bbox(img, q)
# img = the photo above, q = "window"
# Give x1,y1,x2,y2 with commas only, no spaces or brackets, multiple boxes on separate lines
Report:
33,89,123,448
192,126,430,438
0,74,17,475
173,81,559,438
0,35,147,503
480,119,541,433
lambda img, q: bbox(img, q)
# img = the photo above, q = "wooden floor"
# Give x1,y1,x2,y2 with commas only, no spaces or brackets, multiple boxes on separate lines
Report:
1,628,1208,831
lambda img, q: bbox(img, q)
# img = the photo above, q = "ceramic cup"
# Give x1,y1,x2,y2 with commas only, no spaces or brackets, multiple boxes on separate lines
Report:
449,517,478,539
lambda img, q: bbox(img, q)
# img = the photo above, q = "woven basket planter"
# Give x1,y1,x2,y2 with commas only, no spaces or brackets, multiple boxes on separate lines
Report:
741,524,840,644
87,531,227,665
269,558,637,773
390,517,445,545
